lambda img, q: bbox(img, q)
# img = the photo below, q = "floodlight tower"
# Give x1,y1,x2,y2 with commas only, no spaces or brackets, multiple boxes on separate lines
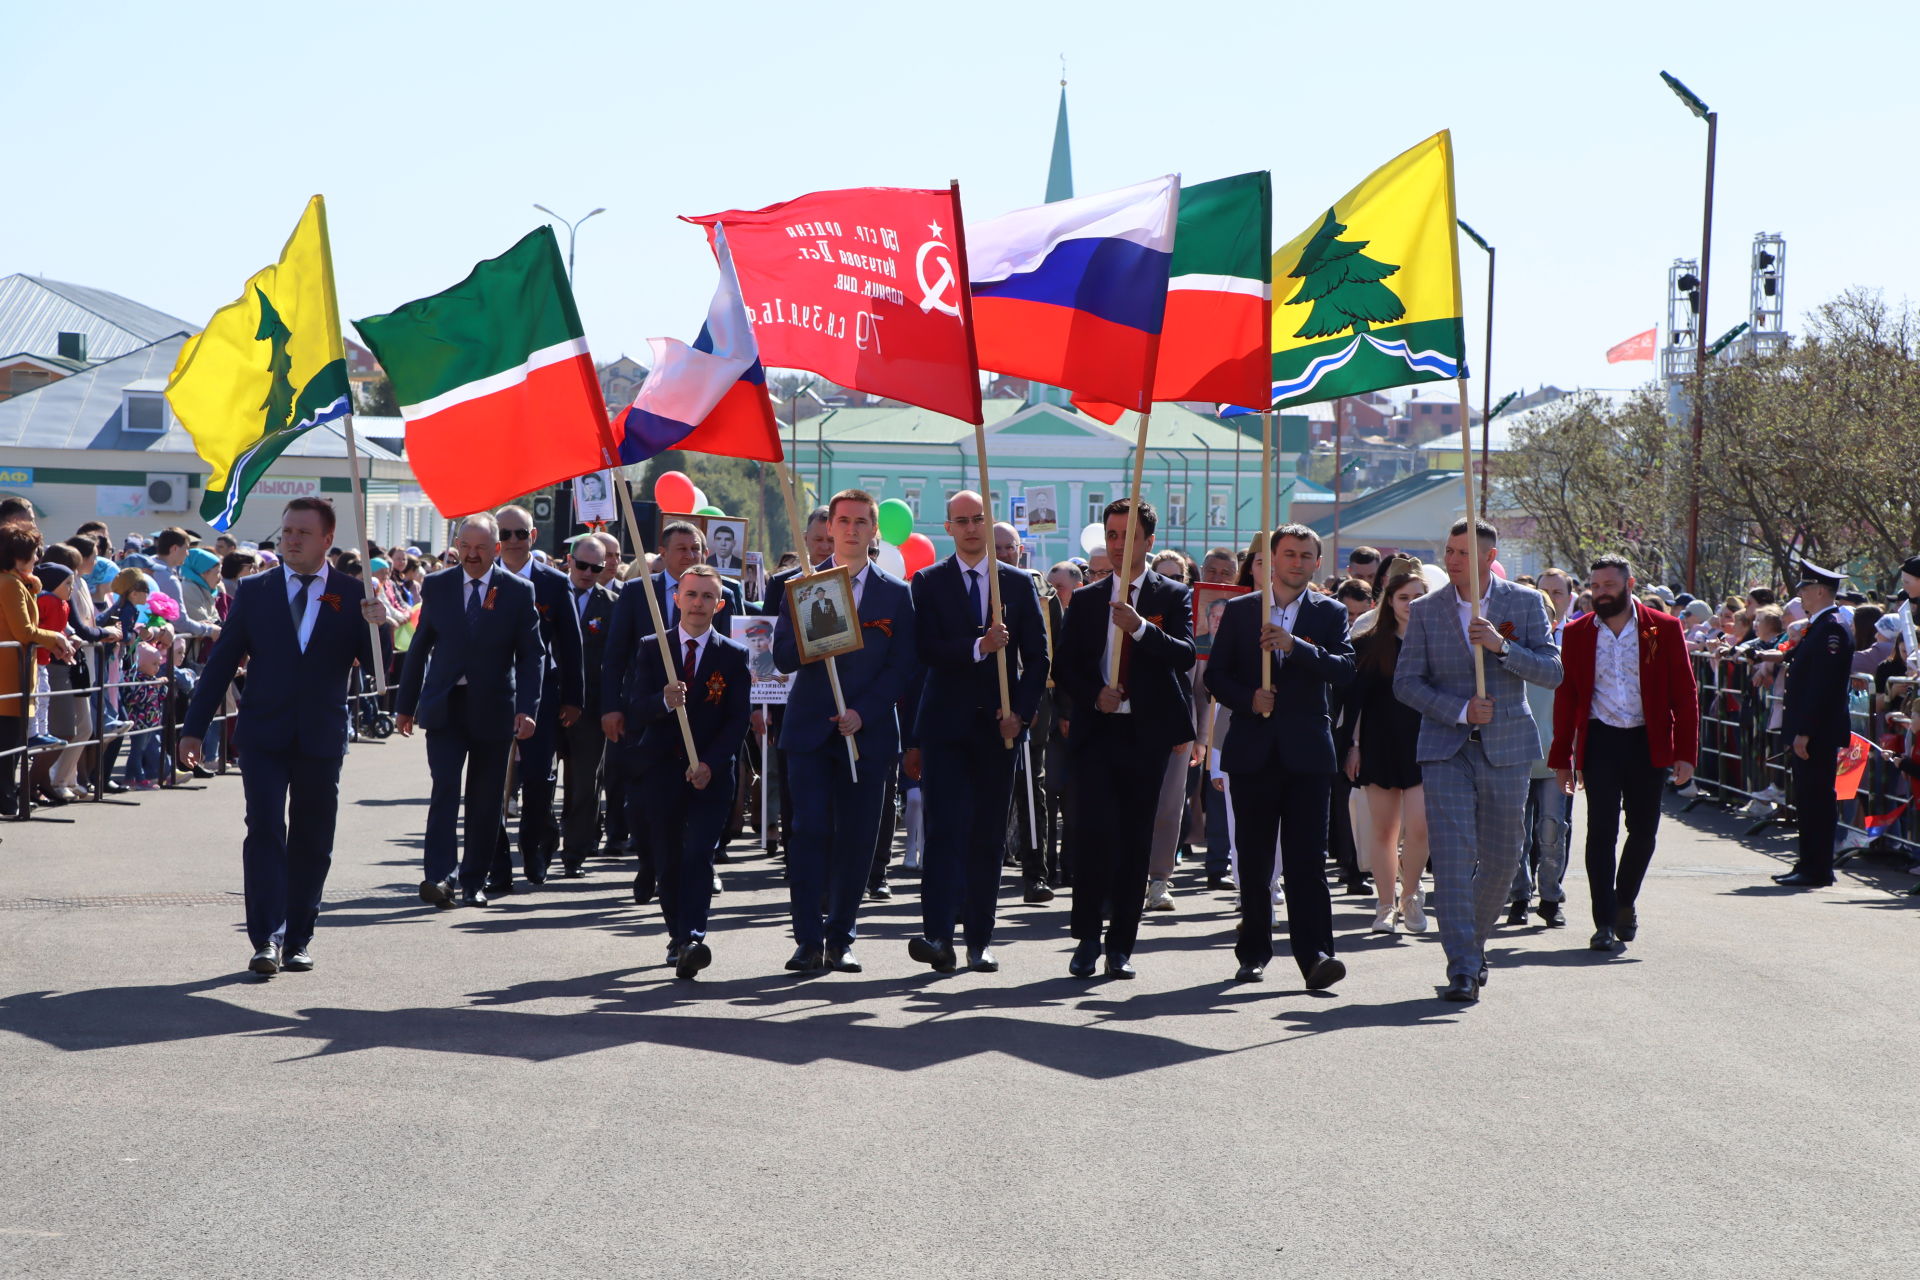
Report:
1746,233,1787,359
1663,258,1701,388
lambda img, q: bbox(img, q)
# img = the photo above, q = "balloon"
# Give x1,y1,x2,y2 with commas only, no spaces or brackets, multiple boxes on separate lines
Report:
690,485,709,511
653,470,696,511
877,498,915,545
901,532,937,577
1490,559,1508,579
1079,521,1105,555
695,505,724,517
873,540,906,577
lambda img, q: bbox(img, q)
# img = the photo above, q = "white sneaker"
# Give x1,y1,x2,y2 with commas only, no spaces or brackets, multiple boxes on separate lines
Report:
1754,784,1787,805
1675,781,1700,798
1270,884,1284,906
1145,879,1175,911
1400,892,1428,934
1371,903,1396,934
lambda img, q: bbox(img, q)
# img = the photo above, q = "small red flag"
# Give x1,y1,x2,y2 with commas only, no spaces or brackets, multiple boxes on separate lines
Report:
684,187,982,424
1607,328,1657,363
1836,732,1874,801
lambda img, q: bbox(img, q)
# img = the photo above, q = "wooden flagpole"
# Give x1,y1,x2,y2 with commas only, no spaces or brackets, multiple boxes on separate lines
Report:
1457,374,1486,697
613,472,700,763
1110,410,1153,688
310,195,386,695
775,459,857,777
1258,409,1274,715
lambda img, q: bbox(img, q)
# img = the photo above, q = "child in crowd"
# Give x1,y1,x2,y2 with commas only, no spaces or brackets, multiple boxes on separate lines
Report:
30,564,76,747
121,626,171,790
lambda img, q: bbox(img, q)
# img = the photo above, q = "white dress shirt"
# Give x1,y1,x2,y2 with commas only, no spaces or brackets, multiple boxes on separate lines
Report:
284,565,327,652
1100,569,1153,714
1269,590,1304,670
1591,602,1646,729
675,624,710,677
957,551,992,663
1453,581,1497,724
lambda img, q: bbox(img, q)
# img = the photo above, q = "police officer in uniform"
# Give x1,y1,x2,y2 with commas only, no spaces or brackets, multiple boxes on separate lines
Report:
1774,559,1853,888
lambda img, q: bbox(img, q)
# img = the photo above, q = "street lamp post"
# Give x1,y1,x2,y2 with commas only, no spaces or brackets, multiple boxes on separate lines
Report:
1458,219,1495,509
1661,71,1717,594
532,204,606,282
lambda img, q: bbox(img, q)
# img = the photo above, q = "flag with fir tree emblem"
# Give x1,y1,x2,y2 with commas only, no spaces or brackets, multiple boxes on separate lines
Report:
1073,171,1272,422
352,227,615,517
1268,132,1465,409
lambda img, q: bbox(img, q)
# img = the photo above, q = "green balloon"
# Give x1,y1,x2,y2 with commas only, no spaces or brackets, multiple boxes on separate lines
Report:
695,505,725,517
877,498,915,545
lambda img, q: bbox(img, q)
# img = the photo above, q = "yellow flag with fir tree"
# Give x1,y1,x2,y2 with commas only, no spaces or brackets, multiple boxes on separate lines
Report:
166,195,351,530
1268,131,1464,409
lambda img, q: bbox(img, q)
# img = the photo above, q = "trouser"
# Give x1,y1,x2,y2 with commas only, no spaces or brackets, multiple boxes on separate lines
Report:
125,731,163,784
513,685,562,871
1147,744,1192,880
920,725,1021,950
238,748,343,952
613,742,658,896
1329,769,1362,881
1008,698,1053,885
1422,741,1530,979
0,717,21,811
1228,765,1335,975
786,743,889,950
601,738,630,849
559,716,606,867
1512,774,1572,903
1790,733,1841,880
868,764,898,890
644,759,734,946
1045,718,1071,886
1580,722,1668,924
46,666,93,789
1203,777,1232,877
1068,717,1167,956
423,699,512,891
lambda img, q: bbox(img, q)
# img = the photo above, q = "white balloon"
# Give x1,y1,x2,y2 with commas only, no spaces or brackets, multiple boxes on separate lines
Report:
873,540,906,577
1080,521,1104,555
690,485,708,510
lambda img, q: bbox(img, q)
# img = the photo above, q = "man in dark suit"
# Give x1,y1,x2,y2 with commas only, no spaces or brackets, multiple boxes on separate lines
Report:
772,490,917,974
179,498,383,976
1205,524,1355,987
559,537,618,875
602,565,750,977
1056,499,1195,978
492,504,583,887
1547,554,1698,945
395,514,544,907
752,509,834,861
1774,559,1854,888
905,491,1049,974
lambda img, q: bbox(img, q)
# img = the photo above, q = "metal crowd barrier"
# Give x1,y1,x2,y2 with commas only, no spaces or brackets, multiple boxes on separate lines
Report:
1685,648,1917,859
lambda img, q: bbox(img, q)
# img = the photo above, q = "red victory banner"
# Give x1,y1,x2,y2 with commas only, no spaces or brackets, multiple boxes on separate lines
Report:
1606,327,1657,363
684,186,983,424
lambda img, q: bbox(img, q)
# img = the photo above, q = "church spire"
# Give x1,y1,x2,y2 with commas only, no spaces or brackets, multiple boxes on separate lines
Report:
1046,60,1073,204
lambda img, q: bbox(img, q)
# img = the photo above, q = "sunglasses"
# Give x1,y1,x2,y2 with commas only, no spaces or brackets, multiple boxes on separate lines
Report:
499,529,533,541
568,559,603,572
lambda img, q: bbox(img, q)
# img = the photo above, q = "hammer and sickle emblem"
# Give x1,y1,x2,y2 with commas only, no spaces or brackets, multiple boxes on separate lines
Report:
916,239,960,317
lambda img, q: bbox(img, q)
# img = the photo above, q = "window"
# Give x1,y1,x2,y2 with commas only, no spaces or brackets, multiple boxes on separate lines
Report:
902,481,924,518
1420,404,1432,415
123,390,167,433
1086,491,1106,526
1208,492,1229,528
1166,486,1188,529
9,369,53,393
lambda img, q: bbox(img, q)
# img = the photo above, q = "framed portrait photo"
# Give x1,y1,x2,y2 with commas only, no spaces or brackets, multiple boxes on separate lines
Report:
732,615,791,704
1192,581,1251,660
704,517,749,578
785,564,866,665
657,511,709,547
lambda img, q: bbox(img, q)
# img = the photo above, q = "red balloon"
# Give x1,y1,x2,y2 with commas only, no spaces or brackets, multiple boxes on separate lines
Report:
653,470,696,512
901,532,937,576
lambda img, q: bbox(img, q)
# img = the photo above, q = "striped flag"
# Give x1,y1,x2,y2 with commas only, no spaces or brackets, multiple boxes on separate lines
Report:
352,227,613,517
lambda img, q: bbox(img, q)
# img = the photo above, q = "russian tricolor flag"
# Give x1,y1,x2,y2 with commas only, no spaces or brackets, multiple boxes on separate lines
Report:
612,225,783,465
967,175,1180,414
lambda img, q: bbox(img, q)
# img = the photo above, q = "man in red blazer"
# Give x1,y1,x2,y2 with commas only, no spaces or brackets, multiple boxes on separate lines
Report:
1548,555,1698,950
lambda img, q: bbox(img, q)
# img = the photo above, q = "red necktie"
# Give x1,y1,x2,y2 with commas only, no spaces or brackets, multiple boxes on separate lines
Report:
685,637,698,682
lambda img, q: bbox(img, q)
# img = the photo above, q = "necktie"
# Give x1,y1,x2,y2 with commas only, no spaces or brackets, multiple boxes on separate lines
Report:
576,586,590,618
966,567,982,630
1115,582,1136,695
290,573,316,634
466,577,483,623
666,576,677,626
685,637,699,683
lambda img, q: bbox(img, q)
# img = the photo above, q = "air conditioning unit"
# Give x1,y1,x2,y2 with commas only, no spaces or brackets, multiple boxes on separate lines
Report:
146,474,190,512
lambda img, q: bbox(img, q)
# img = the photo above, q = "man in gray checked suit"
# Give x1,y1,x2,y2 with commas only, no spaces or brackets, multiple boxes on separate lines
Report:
1395,518,1562,1003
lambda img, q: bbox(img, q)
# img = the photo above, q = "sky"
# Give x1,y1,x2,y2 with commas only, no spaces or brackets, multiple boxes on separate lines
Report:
5,0,1915,403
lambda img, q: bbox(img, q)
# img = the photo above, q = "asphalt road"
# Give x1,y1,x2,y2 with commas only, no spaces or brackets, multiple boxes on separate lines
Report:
3,736,1916,1279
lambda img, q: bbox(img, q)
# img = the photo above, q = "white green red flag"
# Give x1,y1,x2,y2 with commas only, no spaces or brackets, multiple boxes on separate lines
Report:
1073,171,1271,422
352,227,613,516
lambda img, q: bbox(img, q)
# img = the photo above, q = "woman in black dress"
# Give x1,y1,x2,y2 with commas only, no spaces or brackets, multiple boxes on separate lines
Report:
1342,568,1432,934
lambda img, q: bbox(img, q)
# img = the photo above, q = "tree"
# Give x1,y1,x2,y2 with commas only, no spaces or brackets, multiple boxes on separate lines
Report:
1284,210,1405,340
353,375,400,417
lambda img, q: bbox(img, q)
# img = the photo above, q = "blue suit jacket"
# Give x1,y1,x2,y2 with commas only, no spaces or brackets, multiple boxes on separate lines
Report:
772,561,917,758
510,559,584,709
1057,569,1196,752
1393,575,1562,767
181,564,377,757
395,567,545,738
1206,589,1356,775
615,629,752,778
910,554,1049,744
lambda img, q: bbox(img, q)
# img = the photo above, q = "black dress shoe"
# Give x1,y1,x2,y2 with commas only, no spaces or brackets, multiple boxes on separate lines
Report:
676,941,712,980
909,937,958,973
1104,954,1136,979
784,946,827,972
1068,939,1100,978
419,879,454,908
1305,953,1347,991
282,948,314,972
1505,900,1530,927
1208,875,1238,891
1342,878,1372,896
1234,962,1265,982
632,877,655,906
248,944,280,976
1477,965,1489,988
1441,974,1479,1002
524,867,547,887
867,881,893,901
103,779,130,795
1614,905,1639,940
561,862,585,878
1773,870,1833,888
483,879,514,897
1589,926,1617,950
968,948,999,973
459,886,489,908
1022,882,1056,905
191,764,218,780
1536,900,1566,927
826,945,862,973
